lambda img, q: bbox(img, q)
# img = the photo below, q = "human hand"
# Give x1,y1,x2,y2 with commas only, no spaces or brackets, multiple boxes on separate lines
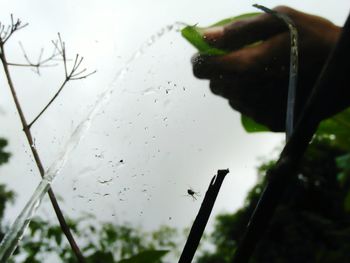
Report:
192,6,341,131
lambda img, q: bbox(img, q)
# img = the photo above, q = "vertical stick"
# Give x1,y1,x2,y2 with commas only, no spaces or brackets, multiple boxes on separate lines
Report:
179,169,229,263
231,9,350,263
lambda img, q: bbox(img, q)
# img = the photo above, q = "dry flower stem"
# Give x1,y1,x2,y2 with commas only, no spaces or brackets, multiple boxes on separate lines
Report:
0,16,85,263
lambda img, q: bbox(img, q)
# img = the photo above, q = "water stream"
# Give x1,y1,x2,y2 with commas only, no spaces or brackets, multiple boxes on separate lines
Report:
0,22,186,261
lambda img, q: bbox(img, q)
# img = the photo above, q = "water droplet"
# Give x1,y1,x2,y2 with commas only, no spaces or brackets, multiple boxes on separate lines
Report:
142,87,156,96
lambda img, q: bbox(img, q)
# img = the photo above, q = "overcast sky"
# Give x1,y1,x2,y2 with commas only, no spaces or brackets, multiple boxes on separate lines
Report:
0,0,349,259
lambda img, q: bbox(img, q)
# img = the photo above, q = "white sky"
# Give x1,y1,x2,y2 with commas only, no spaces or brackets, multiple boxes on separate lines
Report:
0,0,349,259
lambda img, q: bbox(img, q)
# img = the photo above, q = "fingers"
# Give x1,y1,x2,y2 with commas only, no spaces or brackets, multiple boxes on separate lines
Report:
203,6,295,50
192,32,290,79
207,74,288,131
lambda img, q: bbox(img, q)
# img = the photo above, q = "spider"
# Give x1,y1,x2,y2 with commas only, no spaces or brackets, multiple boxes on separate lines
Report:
186,188,200,201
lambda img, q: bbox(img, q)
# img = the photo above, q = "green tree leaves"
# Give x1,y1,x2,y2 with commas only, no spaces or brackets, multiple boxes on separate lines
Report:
0,138,10,167
117,250,168,263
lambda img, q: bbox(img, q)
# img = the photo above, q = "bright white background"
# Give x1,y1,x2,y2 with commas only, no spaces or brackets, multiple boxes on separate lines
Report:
0,0,349,258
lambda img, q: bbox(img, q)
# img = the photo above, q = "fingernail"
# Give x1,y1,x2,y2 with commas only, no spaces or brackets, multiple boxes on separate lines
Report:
202,26,224,42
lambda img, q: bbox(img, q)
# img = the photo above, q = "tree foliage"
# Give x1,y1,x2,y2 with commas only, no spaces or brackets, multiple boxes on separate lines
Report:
10,215,176,262
197,131,350,262
0,138,15,234
0,138,176,262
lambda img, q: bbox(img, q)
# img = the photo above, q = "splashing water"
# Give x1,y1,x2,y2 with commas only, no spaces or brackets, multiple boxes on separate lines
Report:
0,22,186,261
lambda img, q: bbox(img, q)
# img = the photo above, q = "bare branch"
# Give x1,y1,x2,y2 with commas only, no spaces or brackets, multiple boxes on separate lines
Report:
0,18,85,262
28,80,68,128
9,41,61,74
0,14,28,44
71,68,87,78
1,25,96,128
57,33,68,78
73,56,84,72
7,62,58,68
28,33,96,127
70,69,97,80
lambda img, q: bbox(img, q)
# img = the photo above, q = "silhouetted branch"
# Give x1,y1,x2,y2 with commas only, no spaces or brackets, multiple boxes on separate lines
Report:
232,9,350,263
179,169,229,263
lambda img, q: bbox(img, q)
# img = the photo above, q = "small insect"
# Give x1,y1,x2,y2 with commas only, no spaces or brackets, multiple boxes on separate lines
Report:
186,188,200,201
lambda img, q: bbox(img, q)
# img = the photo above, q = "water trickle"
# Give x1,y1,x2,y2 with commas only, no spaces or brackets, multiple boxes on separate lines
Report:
142,87,157,96
0,21,187,261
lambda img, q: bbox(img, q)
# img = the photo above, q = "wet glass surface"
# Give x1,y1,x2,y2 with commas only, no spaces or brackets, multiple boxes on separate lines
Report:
0,1,348,262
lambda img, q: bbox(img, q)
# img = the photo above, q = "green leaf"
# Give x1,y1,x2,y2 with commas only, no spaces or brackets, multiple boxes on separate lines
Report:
210,13,261,27
316,108,350,151
86,251,114,263
181,26,226,55
181,13,272,133
0,138,11,166
344,191,350,213
241,115,270,132
117,250,169,263
335,153,350,184
181,12,259,55
47,226,62,246
29,218,46,237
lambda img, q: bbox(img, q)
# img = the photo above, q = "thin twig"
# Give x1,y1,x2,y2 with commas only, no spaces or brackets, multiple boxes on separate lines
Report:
1,14,28,44
0,15,86,263
27,33,96,127
9,41,61,74
28,80,67,128
7,62,58,67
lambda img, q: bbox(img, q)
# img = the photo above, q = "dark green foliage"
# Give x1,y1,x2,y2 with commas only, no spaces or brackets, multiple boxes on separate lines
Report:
117,250,168,263
0,138,14,241
316,108,350,151
0,138,174,262
240,115,269,133
0,138,10,167
197,137,350,263
14,217,176,263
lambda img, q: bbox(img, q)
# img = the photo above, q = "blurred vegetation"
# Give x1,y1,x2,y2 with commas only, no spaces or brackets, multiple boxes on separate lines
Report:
0,138,15,240
196,111,350,263
0,137,176,263
3,110,350,263
14,218,176,263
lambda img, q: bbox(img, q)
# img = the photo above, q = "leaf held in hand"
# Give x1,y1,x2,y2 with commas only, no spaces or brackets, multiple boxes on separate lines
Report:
181,13,272,133
241,115,270,133
181,13,259,55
